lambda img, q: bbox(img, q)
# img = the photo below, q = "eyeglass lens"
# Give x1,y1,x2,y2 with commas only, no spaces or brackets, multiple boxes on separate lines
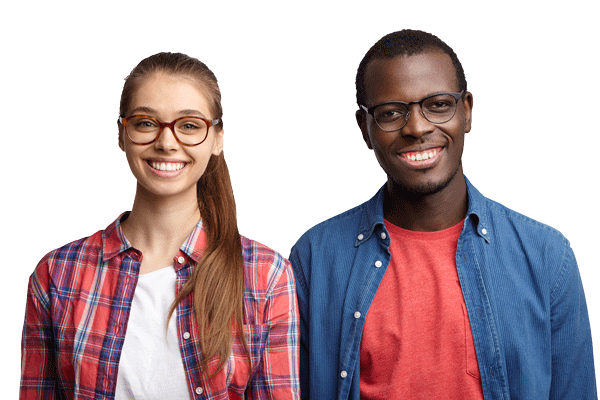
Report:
126,116,209,145
373,94,459,131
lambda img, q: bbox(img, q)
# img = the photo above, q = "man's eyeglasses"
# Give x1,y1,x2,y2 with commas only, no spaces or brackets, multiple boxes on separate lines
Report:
118,115,220,146
360,91,464,132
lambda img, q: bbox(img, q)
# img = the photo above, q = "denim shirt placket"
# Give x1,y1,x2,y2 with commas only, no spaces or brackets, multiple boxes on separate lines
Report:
455,212,510,399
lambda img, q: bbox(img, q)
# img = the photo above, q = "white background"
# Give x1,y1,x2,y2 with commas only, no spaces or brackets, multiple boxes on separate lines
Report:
3,0,598,396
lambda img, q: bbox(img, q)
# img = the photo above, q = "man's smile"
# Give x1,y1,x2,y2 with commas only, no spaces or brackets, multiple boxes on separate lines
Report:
397,146,444,169
400,147,442,162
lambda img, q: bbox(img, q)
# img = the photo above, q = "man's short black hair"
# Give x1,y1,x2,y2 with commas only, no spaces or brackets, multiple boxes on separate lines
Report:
356,29,467,107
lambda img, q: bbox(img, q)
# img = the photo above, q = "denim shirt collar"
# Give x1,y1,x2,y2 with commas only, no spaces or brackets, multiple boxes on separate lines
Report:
356,176,490,247
464,177,491,243
355,185,386,247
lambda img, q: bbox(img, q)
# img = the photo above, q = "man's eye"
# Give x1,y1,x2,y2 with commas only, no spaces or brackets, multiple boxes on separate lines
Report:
430,101,451,109
424,98,453,113
377,109,406,121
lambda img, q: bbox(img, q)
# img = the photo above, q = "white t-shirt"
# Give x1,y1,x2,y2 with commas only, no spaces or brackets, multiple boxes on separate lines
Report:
115,266,191,399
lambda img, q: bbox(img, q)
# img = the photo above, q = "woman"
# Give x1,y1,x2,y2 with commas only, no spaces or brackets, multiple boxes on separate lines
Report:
20,53,299,399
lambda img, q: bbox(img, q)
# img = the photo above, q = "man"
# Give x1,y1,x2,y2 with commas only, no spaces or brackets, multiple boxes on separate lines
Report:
289,30,596,399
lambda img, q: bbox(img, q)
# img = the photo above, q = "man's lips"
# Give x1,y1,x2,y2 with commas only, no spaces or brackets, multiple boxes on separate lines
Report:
400,147,443,162
398,146,443,169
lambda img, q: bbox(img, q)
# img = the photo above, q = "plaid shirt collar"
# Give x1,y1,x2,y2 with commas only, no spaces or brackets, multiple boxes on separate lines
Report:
101,212,205,265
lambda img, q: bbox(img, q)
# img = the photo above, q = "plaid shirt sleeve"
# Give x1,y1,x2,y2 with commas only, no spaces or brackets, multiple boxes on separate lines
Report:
243,240,300,400
21,255,60,399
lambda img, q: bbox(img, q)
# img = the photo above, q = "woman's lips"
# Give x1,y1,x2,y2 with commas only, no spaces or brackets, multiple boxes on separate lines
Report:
148,160,186,171
146,160,187,177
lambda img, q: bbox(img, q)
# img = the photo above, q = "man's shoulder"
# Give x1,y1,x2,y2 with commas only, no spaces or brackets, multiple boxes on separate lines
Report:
481,193,570,247
293,199,369,250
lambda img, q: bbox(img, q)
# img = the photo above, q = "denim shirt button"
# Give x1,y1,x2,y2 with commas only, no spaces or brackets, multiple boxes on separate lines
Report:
380,232,387,239
354,311,361,319
481,228,488,235
374,260,382,268
357,234,364,241
340,370,348,378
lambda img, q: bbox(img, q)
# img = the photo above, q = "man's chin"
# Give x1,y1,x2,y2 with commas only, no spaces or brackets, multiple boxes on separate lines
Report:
391,165,461,197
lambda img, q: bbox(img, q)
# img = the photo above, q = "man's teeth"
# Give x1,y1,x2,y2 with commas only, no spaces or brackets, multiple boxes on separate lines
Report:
149,161,185,171
406,149,437,161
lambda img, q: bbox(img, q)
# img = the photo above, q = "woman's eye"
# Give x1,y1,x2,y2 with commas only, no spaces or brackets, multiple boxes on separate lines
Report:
181,123,200,130
133,119,158,130
176,119,206,135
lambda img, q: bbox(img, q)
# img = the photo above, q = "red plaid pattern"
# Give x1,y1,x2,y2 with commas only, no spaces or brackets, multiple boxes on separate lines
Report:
21,214,300,399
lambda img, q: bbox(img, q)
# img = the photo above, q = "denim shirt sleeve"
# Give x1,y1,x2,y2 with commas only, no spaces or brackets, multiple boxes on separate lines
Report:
549,242,596,398
463,179,597,399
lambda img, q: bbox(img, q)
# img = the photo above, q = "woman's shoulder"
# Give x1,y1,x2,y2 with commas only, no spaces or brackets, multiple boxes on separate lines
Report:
38,230,104,269
240,235,293,291
29,229,106,301
33,216,125,282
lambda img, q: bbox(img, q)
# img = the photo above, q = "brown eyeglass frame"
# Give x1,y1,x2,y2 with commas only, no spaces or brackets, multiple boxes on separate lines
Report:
118,115,221,146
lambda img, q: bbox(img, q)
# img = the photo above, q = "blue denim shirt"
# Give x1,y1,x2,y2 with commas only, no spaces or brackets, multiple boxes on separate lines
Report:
289,178,596,399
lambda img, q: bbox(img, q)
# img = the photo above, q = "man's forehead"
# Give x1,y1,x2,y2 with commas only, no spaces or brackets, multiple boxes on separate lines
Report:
363,51,460,100
365,51,456,80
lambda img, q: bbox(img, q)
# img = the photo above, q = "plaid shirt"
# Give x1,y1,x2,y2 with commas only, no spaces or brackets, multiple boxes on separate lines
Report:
21,214,300,399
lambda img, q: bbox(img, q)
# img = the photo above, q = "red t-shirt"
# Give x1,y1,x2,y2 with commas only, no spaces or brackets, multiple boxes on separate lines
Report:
359,220,484,399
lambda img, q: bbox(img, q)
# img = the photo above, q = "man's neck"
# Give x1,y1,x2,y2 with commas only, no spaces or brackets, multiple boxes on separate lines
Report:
383,173,468,232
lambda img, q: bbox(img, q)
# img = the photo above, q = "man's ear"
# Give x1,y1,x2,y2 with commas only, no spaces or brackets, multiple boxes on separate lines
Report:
356,110,373,149
463,92,473,133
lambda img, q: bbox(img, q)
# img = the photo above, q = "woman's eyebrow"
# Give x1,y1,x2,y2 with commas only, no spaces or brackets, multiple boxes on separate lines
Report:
128,106,207,118
129,106,157,115
177,109,208,118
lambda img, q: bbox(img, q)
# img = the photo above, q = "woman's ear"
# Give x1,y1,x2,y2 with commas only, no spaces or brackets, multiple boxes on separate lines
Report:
212,128,224,156
118,122,125,151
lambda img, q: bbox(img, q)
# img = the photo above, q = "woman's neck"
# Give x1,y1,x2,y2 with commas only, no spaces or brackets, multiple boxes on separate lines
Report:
121,184,201,273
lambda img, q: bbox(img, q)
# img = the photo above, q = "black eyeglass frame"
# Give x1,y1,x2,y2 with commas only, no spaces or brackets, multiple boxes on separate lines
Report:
359,90,465,132
118,115,221,146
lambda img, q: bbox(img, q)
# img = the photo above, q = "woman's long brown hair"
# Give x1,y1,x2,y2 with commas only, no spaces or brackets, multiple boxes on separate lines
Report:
118,53,250,374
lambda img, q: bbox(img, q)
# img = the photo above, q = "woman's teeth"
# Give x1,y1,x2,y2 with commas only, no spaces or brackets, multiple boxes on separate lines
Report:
149,161,185,171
